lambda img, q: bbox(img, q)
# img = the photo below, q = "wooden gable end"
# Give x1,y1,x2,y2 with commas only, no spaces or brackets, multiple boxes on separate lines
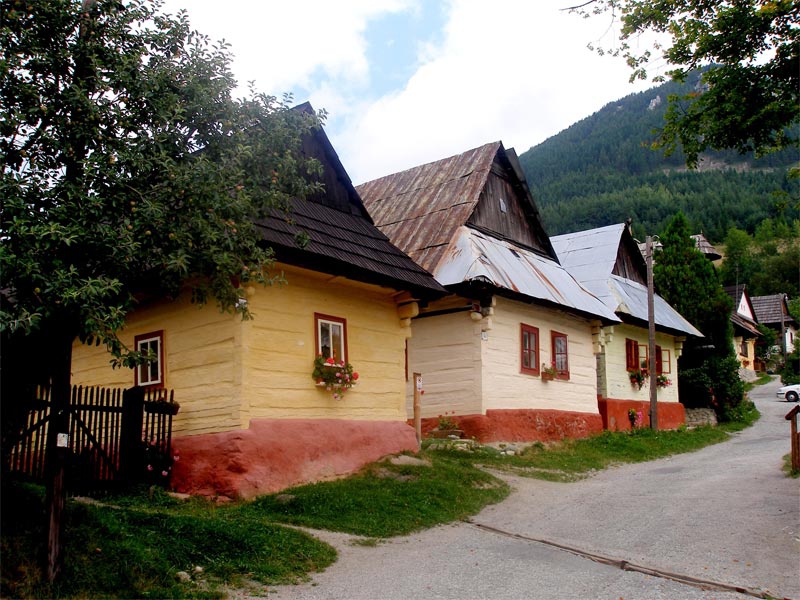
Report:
612,228,647,285
295,107,370,220
467,152,553,257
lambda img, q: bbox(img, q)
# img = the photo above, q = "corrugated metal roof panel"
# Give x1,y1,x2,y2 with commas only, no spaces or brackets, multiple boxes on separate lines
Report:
551,224,625,283
552,224,703,337
609,275,703,337
435,227,620,322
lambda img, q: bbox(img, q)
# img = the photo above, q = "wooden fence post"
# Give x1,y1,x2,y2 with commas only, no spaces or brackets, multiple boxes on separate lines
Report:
413,373,422,449
786,405,800,472
120,386,145,482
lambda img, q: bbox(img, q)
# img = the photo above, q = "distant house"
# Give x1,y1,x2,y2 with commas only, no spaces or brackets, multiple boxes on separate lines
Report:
71,104,446,499
752,293,798,358
551,223,703,431
690,233,722,261
357,142,620,443
723,285,761,373
638,233,722,262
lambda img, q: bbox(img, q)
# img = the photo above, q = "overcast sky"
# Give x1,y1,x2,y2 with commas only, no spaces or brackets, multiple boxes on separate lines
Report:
159,0,660,184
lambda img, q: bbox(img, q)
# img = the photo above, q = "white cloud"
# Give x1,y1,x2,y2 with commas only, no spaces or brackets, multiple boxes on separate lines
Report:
159,1,659,185
160,0,416,93
334,1,655,183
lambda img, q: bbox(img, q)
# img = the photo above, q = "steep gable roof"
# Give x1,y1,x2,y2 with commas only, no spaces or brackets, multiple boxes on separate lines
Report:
255,104,445,299
357,142,556,274
357,143,618,323
723,285,761,337
552,224,702,337
752,294,797,327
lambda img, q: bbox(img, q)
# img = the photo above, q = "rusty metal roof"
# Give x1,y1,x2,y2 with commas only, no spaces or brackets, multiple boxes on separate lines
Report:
358,142,504,274
552,225,703,337
357,142,615,321
434,227,620,321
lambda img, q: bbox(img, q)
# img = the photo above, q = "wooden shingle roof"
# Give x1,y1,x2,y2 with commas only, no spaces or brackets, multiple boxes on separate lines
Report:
357,143,619,323
752,294,796,327
255,104,445,299
357,142,556,274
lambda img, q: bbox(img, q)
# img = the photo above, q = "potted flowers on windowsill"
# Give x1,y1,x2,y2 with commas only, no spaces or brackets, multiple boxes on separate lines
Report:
628,369,646,390
313,355,358,399
656,374,672,388
541,363,559,381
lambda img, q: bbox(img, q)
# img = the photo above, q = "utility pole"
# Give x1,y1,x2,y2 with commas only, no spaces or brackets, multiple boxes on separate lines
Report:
646,236,658,431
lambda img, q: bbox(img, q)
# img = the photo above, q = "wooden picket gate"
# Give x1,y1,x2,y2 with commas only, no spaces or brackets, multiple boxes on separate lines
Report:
4,384,178,491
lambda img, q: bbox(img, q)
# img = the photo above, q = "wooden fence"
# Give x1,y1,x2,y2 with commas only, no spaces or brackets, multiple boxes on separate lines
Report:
787,405,800,472
4,384,178,491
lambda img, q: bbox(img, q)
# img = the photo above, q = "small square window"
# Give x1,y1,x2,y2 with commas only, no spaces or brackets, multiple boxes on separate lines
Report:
315,313,347,363
135,331,164,387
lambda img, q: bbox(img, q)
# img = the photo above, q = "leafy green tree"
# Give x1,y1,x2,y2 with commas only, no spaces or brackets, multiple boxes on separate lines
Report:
719,228,755,288
655,212,733,353
1,0,321,579
575,0,799,167
653,212,743,417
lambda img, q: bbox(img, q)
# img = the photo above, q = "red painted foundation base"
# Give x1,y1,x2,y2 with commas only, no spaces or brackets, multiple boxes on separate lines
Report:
597,397,685,431
418,409,604,443
170,419,418,499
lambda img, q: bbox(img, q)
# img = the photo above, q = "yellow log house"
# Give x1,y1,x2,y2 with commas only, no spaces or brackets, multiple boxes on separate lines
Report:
72,106,445,498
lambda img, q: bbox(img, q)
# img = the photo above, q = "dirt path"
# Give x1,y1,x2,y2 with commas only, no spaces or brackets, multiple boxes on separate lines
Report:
267,380,799,600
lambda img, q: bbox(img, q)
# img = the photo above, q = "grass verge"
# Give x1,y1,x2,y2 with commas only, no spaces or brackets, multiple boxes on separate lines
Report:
2,400,760,597
237,454,509,537
1,482,336,599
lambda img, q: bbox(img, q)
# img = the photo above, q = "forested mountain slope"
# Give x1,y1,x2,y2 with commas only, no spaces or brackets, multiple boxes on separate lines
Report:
518,72,799,241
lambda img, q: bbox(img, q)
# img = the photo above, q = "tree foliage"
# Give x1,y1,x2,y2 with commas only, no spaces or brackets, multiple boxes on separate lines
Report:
575,0,800,167
654,212,733,353
517,73,799,241
719,220,800,297
653,212,744,417
0,0,322,365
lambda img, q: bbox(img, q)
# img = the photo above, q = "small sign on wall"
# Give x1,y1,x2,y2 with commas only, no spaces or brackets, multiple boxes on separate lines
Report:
56,433,69,448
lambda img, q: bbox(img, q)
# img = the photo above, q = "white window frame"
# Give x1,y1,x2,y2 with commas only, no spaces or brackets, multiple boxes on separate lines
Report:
135,331,164,387
315,313,347,363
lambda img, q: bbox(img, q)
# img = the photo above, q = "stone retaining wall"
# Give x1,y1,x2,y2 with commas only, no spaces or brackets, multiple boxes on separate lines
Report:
684,408,718,427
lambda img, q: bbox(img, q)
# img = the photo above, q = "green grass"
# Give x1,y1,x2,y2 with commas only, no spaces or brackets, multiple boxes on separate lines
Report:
1,482,336,599
783,454,800,478
238,454,509,537
2,401,761,598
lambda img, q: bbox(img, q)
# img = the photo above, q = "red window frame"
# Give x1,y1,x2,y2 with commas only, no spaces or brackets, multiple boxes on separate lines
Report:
551,331,569,379
315,313,348,363
520,324,540,375
134,330,164,388
659,347,671,374
625,338,639,371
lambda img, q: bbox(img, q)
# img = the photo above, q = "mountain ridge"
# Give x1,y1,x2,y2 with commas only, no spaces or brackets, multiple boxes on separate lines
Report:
517,72,799,241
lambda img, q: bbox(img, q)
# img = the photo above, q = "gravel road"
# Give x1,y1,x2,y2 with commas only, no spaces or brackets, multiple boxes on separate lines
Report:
267,378,799,600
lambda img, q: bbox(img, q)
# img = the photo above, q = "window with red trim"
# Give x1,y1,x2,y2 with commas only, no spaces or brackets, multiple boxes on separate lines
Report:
659,347,671,374
135,331,164,387
520,324,540,375
315,313,347,362
551,331,569,379
625,338,639,371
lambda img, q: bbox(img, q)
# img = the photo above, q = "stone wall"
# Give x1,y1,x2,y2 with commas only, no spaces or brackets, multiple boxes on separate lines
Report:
684,408,718,428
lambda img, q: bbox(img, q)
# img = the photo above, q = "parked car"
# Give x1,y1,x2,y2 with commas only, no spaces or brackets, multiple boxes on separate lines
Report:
776,384,800,402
